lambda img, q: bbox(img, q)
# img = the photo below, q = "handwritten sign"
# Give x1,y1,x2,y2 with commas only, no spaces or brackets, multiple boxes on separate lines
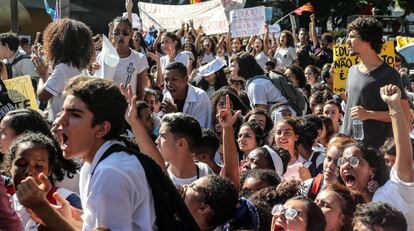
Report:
396,36,414,49
333,41,395,94
138,1,229,35
4,75,39,110
230,6,266,38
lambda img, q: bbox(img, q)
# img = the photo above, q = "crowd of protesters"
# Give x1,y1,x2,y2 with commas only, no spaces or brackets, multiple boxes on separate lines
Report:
0,0,413,230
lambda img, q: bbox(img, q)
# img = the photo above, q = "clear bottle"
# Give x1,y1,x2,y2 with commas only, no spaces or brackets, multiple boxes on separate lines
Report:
352,120,364,141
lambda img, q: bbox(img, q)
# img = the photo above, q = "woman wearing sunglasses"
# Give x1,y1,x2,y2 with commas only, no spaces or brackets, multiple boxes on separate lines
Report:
271,195,326,231
108,17,149,100
339,84,414,228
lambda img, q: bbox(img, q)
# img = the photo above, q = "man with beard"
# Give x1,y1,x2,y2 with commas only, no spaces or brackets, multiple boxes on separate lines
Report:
340,16,411,149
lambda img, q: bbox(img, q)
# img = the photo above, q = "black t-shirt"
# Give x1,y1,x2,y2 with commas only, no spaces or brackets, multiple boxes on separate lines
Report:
341,62,407,148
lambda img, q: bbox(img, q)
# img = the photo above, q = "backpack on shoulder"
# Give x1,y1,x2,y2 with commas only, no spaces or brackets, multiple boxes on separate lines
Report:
95,144,200,231
248,72,307,116
6,54,31,79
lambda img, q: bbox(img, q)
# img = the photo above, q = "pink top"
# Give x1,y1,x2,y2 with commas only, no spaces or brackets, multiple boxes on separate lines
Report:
0,177,22,231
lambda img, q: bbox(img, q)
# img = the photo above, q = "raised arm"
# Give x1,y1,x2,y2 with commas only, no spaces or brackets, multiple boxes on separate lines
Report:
246,35,255,53
219,95,241,189
309,14,318,48
380,85,413,182
263,24,270,55
125,0,133,25
195,30,203,54
226,24,233,56
120,84,167,172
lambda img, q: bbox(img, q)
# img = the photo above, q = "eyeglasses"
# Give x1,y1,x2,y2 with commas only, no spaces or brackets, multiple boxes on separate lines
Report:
337,156,364,168
113,31,130,36
271,204,300,220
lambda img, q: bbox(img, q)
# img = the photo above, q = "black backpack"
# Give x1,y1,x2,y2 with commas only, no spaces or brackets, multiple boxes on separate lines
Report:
247,72,307,116
92,144,200,231
6,54,31,78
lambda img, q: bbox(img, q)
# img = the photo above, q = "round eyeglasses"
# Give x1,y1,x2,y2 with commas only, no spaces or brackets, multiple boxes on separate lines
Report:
271,204,300,220
337,156,363,168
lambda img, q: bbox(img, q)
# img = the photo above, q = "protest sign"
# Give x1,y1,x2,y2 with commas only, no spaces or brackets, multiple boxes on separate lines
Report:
95,34,119,81
396,36,414,49
138,1,229,35
4,75,38,110
333,40,395,94
269,23,281,37
0,79,16,120
221,0,246,19
230,6,266,38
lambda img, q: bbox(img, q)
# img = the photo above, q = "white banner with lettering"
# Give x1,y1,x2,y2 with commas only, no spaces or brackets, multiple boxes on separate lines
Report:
230,6,266,38
138,0,229,35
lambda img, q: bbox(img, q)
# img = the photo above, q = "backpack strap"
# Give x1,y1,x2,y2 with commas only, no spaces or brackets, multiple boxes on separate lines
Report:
6,54,31,79
308,174,324,200
92,143,200,231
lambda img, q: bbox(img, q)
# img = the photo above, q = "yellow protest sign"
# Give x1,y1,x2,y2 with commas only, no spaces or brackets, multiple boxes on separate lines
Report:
4,75,39,110
396,36,414,49
333,40,395,94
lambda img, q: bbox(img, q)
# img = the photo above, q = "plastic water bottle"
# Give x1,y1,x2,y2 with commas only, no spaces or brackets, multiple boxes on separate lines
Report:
352,120,364,141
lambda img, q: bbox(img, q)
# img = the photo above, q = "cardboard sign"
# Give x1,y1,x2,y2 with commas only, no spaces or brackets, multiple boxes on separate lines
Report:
230,6,266,38
0,79,16,120
138,1,229,35
4,75,38,110
333,40,395,94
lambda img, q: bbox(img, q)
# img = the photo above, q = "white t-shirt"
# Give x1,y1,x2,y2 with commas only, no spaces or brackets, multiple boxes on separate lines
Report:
200,52,215,65
373,167,414,231
160,52,189,74
43,63,87,121
246,77,288,109
112,49,148,95
274,47,297,68
168,162,213,185
255,51,269,70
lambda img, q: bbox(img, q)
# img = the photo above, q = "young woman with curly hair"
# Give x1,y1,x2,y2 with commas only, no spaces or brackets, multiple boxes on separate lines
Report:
36,18,94,121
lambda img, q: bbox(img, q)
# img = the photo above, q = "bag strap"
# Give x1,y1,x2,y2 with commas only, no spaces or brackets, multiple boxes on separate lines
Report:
308,174,324,200
91,143,200,231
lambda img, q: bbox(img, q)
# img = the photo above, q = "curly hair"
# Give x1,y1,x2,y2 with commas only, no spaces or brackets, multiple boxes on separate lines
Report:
353,202,407,231
43,18,94,70
200,175,238,227
347,16,383,54
10,133,60,186
278,30,295,48
4,109,78,181
64,76,128,140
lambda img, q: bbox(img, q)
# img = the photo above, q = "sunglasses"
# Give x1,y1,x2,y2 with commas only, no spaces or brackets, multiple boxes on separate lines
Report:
337,156,364,168
113,31,130,36
271,204,300,220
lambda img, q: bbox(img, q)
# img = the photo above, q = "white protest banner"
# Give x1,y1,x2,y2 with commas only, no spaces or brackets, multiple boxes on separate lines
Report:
95,34,119,81
230,6,266,38
138,1,229,35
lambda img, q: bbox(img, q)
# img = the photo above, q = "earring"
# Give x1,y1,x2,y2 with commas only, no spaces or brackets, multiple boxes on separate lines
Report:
367,176,379,193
